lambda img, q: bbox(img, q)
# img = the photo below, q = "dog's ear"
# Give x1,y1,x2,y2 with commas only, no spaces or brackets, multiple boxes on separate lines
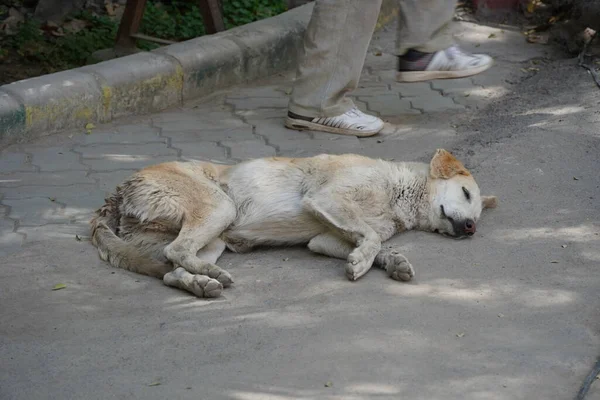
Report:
429,149,470,179
482,195,498,209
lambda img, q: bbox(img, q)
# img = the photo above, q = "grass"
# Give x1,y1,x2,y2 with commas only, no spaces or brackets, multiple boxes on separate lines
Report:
0,0,288,83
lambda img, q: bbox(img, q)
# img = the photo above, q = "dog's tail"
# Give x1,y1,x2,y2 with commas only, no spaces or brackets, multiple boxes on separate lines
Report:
90,189,172,279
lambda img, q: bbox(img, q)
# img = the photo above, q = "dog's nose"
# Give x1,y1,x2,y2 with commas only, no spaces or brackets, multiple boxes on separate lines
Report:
464,219,476,236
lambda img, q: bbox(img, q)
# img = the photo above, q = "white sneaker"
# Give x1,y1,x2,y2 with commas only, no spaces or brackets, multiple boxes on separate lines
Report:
397,46,493,83
285,107,384,137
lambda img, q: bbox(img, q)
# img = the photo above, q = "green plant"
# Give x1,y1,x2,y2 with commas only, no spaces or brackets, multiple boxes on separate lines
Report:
222,0,287,28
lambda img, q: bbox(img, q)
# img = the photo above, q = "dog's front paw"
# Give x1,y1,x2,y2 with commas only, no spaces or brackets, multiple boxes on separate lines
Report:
346,252,373,281
378,250,415,282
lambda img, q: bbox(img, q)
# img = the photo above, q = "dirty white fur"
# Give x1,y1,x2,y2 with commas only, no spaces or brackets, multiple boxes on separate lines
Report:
90,150,497,298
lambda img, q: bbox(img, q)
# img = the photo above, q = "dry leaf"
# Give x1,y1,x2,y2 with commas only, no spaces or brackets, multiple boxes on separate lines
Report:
527,0,536,13
148,382,161,387
85,122,95,135
373,50,382,56
105,1,116,16
488,33,497,39
325,381,333,388
75,234,82,241
52,283,67,291
573,177,579,180
456,332,465,338
561,244,567,248
550,261,559,264
498,313,505,318
63,19,89,34
48,197,56,202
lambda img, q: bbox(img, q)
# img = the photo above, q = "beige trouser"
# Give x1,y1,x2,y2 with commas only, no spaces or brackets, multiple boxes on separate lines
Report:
288,0,457,117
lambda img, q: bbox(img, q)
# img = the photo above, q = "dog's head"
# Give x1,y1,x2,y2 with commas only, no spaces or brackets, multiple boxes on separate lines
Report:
428,149,497,238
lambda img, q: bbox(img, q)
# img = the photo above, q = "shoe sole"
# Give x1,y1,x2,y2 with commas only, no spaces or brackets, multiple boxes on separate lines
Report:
284,117,382,137
396,61,493,83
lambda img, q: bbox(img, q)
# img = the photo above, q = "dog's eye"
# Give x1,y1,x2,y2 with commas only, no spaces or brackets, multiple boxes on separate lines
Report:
462,187,471,201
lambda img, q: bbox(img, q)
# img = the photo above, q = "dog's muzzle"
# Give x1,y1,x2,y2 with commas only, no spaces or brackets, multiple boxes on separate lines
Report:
452,218,476,237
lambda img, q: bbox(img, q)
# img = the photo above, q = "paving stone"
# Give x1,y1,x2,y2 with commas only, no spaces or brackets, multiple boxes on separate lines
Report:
18,222,89,244
164,126,255,143
226,86,289,98
89,170,137,195
176,142,228,161
364,52,396,71
237,108,288,120
26,147,86,172
252,119,312,149
350,84,390,97
77,125,165,145
84,156,178,172
360,94,419,116
221,140,276,160
0,152,35,173
409,94,465,112
153,110,246,132
388,82,433,97
227,96,289,110
431,78,478,95
0,171,93,188
276,136,362,157
75,143,177,172
2,198,68,226
2,184,98,200
0,217,22,257
61,190,108,223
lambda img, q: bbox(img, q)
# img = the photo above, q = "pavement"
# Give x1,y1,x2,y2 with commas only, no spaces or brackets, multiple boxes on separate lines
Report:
1,17,600,400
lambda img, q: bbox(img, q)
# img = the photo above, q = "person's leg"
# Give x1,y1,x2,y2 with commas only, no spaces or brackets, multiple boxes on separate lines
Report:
395,0,493,82
286,0,384,137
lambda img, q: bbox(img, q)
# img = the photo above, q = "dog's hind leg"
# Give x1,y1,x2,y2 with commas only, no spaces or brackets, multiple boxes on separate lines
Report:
308,233,414,282
163,198,236,297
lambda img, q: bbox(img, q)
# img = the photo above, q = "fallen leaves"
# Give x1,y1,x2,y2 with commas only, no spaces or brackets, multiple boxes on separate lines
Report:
0,7,25,35
324,381,333,388
52,283,67,291
85,122,95,134
456,332,465,338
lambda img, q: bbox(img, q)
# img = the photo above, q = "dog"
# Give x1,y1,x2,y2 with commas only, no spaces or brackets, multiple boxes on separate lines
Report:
90,149,497,298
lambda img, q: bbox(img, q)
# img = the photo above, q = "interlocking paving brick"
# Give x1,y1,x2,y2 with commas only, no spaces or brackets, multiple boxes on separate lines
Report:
77,126,165,145
84,156,177,172
74,143,177,171
226,86,289,98
26,147,86,172
164,126,255,143
2,198,68,226
0,171,93,189
0,152,35,173
17,222,89,243
154,111,246,132
0,217,22,257
222,140,276,160
90,170,138,194
227,96,289,110
61,190,108,223
349,84,390,97
177,142,228,162
360,95,419,116
409,94,465,112
389,82,433,97
431,78,478,95
2,183,98,200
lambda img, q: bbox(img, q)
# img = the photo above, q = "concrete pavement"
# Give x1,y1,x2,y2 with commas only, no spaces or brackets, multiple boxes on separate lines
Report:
1,19,600,400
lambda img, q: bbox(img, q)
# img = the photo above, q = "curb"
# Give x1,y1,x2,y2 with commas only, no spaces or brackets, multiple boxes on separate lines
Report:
0,2,396,147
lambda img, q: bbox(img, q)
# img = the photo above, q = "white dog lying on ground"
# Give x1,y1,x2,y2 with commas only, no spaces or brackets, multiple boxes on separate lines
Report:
90,149,497,298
